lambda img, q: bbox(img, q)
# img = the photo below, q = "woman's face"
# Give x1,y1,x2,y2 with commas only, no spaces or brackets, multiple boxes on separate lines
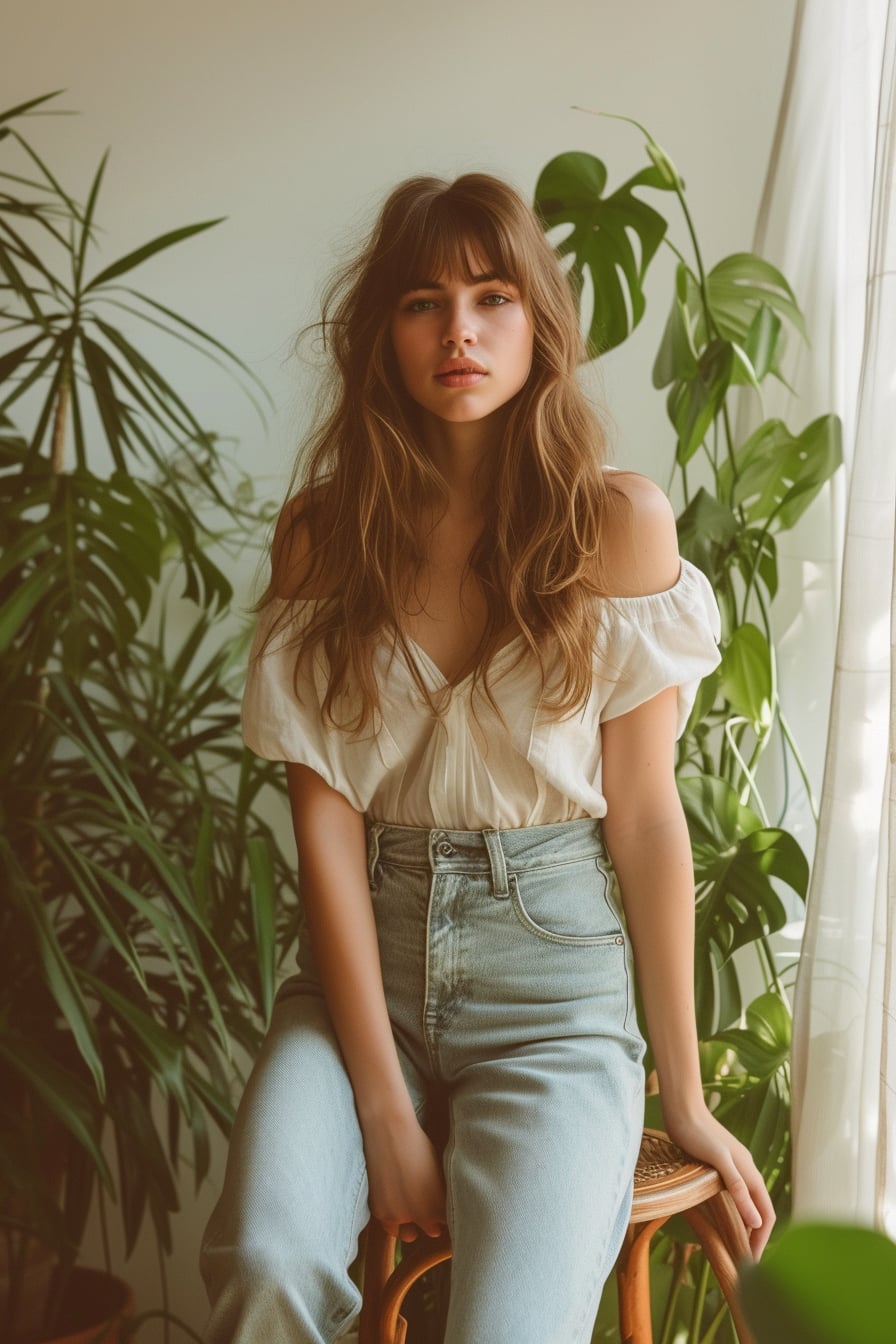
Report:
389,255,534,427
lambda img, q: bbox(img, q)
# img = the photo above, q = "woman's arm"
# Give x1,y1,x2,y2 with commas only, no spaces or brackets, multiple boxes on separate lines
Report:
286,763,447,1241
599,474,775,1256
271,495,445,1240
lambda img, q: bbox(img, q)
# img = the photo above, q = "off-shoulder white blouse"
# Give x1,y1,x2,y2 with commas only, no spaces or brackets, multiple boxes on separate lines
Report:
241,557,721,830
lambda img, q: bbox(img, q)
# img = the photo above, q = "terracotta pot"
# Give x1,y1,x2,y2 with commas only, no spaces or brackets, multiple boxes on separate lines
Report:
1,1238,57,1340
34,1267,135,1344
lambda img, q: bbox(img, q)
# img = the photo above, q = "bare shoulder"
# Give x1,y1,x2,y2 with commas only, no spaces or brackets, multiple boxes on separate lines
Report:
270,485,334,599
601,470,680,597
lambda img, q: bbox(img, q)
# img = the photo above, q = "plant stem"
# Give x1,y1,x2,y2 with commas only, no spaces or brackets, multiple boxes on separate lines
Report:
723,717,770,823
737,518,774,624
98,1181,111,1271
673,185,710,321
51,358,69,475
699,1299,731,1344
658,1241,688,1344
778,709,820,824
720,402,741,494
158,1241,171,1344
688,1257,711,1344
758,937,787,1000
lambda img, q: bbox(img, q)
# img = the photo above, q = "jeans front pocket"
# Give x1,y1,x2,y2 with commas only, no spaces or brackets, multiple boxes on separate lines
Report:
508,854,626,947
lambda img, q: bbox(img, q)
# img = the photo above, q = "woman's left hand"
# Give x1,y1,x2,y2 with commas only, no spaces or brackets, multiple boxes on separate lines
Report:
662,1105,776,1258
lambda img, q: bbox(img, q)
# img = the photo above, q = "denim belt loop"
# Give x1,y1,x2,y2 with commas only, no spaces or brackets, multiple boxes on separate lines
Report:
482,827,510,899
366,821,384,885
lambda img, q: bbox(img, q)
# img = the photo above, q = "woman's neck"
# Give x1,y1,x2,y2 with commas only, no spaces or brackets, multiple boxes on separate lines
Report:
417,410,505,514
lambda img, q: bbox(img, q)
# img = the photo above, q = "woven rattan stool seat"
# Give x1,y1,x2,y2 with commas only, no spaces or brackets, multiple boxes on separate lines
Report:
358,1127,754,1344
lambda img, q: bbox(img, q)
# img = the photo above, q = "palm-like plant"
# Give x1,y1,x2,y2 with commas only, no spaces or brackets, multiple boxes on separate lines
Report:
0,92,297,1340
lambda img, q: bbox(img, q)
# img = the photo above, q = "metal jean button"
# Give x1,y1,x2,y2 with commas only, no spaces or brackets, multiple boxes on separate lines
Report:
436,840,454,856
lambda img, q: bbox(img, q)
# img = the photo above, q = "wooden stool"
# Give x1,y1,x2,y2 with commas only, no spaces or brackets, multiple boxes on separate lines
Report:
357,1128,754,1344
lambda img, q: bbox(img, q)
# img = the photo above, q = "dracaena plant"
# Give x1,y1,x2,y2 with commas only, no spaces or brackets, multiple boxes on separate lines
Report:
0,91,297,1342
533,116,841,1344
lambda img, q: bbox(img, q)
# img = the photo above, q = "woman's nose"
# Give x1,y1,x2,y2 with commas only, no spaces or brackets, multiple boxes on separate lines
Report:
441,301,477,347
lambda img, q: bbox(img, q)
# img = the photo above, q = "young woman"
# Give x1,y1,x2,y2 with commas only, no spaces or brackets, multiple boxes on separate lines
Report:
200,172,773,1344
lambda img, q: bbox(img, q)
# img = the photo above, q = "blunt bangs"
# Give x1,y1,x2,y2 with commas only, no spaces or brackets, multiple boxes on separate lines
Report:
383,190,530,303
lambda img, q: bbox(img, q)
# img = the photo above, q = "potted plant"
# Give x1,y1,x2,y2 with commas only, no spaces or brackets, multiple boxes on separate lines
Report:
532,118,842,1341
0,92,298,1342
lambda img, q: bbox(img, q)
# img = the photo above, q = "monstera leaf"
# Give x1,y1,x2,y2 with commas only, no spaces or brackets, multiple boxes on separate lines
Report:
534,151,674,355
654,253,806,394
718,414,843,532
680,774,808,1035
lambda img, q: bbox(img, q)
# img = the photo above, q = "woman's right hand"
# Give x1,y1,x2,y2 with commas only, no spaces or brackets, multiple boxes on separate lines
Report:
362,1108,448,1243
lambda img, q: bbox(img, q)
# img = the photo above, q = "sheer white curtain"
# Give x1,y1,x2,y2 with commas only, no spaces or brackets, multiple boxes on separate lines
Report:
751,0,895,1228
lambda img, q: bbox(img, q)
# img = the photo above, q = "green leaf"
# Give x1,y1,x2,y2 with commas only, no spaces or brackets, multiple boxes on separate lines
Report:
29,822,148,994
707,252,808,350
534,151,672,355
13,895,106,1099
680,775,808,1013
0,1036,112,1190
676,487,738,586
108,1072,179,1254
247,835,277,1025
44,674,151,821
0,565,56,652
85,219,225,290
715,992,792,1077
720,415,843,532
83,974,189,1109
0,90,68,127
743,303,782,383
110,288,275,415
740,1223,896,1344
720,623,772,729
735,526,779,601
73,149,109,294
191,804,214,922
78,332,129,470
653,262,701,388
0,333,47,386
667,339,734,463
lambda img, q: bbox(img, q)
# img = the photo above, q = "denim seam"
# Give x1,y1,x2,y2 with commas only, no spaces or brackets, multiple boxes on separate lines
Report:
421,870,441,1076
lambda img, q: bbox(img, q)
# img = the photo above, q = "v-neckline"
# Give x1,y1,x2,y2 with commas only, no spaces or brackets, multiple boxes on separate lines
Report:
402,630,525,692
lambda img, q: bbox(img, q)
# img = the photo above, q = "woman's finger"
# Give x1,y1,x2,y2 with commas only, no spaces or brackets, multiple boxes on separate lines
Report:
717,1149,776,1259
745,1169,776,1257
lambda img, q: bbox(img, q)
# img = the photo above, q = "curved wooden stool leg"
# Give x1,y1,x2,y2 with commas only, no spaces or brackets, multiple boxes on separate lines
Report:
380,1236,451,1343
358,1222,452,1344
616,1216,668,1344
358,1220,398,1344
683,1193,754,1344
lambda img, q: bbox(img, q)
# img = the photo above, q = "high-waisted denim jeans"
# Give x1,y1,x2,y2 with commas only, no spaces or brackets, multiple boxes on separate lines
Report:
200,816,646,1344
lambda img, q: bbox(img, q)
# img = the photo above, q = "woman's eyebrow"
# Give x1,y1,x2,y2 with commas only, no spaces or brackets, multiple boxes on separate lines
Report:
403,271,509,292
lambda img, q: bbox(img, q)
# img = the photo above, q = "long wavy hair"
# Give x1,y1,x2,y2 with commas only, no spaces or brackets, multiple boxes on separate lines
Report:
258,172,623,735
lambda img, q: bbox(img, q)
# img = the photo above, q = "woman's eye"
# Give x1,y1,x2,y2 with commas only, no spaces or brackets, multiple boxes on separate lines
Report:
482,293,511,306
406,298,436,312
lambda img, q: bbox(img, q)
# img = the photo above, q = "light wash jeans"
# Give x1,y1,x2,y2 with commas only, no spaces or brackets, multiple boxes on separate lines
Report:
200,817,645,1344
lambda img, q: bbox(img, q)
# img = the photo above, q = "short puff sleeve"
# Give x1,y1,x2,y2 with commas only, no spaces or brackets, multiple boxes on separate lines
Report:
240,598,397,812
598,558,721,737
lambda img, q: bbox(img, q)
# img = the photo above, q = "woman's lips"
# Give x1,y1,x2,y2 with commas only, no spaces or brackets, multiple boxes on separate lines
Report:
434,371,488,387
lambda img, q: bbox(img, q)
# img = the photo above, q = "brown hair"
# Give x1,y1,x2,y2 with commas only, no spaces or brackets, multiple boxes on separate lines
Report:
258,172,622,734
